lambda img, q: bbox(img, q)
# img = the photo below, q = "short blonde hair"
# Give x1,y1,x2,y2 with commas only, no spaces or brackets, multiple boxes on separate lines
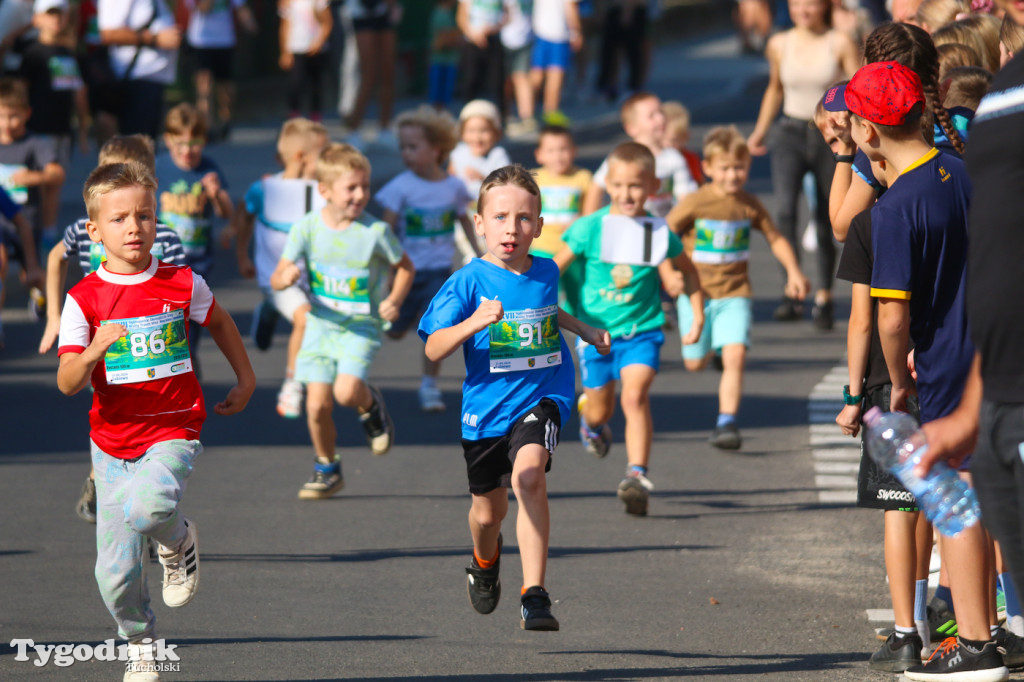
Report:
0,77,28,110
164,102,207,138
619,91,660,128
395,105,459,161
83,162,158,221
607,141,657,178
477,164,540,215
315,143,371,184
277,117,313,160
98,135,156,174
932,14,1001,72
703,125,751,163
943,65,992,110
937,42,983,81
1001,14,1024,55
914,0,968,32
662,101,691,138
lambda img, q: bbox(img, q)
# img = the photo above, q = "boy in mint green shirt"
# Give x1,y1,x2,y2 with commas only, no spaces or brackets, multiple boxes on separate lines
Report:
555,142,703,516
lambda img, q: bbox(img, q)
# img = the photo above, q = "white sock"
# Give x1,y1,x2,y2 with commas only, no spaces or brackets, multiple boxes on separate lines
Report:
895,625,916,637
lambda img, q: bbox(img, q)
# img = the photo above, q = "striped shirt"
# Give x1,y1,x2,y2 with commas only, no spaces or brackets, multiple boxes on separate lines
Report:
61,217,186,274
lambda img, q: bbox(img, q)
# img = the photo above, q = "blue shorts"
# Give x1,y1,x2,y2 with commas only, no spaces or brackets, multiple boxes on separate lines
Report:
531,37,571,70
295,314,382,384
428,63,457,106
577,328,663,388
679,296,752,360
390,268,451,337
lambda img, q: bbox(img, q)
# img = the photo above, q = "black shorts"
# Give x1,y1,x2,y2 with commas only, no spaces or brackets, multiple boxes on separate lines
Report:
461,398,561,495
352,13,394,32
856,385,921,512
193,47,234,80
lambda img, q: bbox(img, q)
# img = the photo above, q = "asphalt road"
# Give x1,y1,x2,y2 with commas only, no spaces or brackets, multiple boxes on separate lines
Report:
0,31,897,681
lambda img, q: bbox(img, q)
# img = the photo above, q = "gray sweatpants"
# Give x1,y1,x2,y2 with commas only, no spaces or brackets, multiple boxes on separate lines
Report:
91,439,202,642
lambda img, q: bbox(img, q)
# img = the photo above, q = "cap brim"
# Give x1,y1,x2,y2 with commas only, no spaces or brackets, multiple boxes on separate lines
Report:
822,85,848,113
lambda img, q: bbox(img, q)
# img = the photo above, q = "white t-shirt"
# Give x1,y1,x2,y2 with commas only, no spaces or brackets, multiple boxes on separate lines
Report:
501,0,532,50
532,0,576,43
592,146,697,217
281,0,329,54
185,0,245,49
375,171,472,271
248,173,326,289
98,0,178,84
449,142,511,202
460,0,503,32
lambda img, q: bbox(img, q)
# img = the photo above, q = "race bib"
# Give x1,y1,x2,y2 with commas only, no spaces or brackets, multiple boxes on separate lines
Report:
404,207,456,238
0,163,28,204
102,309,191,385
600,214,669,266
693,218,751,264
488,303,561,372
309,263,371,315
540,185,582,225
163,213,210,250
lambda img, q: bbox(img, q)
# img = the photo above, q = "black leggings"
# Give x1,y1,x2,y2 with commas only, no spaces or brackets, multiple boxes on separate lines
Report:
460,34,505,118
769,116,836,293
288,52,328,115
597,4,648,95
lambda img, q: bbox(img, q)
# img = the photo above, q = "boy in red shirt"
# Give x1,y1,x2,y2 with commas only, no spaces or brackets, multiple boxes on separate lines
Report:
57,162,254,679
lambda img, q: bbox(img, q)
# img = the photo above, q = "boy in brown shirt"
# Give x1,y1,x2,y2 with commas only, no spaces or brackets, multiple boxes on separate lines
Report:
667,126,809,449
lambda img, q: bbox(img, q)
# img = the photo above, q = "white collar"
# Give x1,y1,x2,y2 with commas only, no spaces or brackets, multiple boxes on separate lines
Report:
95,257,157,285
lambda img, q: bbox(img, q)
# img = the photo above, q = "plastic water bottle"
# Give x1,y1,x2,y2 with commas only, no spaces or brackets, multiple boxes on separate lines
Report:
863,407,980,537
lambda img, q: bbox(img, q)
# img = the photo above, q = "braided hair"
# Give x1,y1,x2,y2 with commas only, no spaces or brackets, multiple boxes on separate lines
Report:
863,22,965,155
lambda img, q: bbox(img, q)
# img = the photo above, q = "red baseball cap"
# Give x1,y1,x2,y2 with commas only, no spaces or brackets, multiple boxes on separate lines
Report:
844,61,925,126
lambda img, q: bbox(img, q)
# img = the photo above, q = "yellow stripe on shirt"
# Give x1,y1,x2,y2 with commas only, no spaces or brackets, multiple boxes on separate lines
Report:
871,288,912,300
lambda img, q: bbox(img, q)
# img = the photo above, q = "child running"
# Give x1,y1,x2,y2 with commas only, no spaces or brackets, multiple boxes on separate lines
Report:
666,126,809,450
556,142,704,516
56,161,254,680
418,164,610,631
270,143,414,499
375,105,480,412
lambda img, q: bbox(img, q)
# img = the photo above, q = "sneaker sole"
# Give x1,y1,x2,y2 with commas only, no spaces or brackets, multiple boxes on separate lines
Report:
164,524,199,608
617,481,648,516
905,668,1009,682
710,433,742,450
76,503,97,524
298,478,345,500
869,656,921,673
521,617,560,631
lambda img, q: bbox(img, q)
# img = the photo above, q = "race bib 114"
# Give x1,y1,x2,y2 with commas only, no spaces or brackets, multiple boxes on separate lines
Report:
102,309,191,385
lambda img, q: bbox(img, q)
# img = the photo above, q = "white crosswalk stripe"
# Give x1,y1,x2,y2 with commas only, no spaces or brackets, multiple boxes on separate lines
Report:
808,364,860,505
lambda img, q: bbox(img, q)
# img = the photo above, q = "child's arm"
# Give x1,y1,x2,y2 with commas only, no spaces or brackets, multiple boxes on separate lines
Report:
204,301,256,415
309,2,333,54
763,229,811,300
57,323,127,395
39,242,69,354
458,213,483,257
581,182,605,216
11,161,65,189
557,307,610,354
278,0,293,69
270,256,302,291
552,244,576,273
566,0,583,52
877,297,914,413
201,171,233,219
379,253,415,322
425,296,503,362
836,282,872,436
231,199,256,278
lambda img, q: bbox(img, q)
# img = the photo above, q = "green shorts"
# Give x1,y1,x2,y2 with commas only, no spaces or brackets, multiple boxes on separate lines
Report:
295,314,382,384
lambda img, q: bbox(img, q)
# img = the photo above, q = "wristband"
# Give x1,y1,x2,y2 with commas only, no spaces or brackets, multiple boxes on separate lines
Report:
833,152,856,163
843,385,862,406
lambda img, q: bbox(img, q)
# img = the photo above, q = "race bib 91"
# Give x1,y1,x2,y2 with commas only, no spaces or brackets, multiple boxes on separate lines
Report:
488,304,561,372
102,309,191,385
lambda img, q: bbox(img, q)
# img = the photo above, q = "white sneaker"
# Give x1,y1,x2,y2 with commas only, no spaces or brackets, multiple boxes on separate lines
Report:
158,520,199,608
123,642,160,682
418,384,445,412
277,379,304,419
802,220,818,253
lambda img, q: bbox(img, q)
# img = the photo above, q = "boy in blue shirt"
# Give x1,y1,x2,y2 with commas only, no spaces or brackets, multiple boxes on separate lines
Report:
419,164,610,631
843,61,1006,681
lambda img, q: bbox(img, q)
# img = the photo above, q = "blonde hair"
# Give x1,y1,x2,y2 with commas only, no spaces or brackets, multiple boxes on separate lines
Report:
1001,14,1024,55
395,104,459,162
914,0,968,32
662,101,692,138
98,135,156,174
937,42,983,81
932,14,1001,72
607,141,657,178
315,143,371,184
702,125,751,163
619,91,660,128
0,77,28,110
942,65,992,110
83,162,157,221
277,117,313,160
477,164,540,215
163,102,207,138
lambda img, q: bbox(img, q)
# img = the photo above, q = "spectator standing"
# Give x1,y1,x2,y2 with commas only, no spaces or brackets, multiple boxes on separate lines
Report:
343,0,399,145
457,0,505,117
279,0,332,121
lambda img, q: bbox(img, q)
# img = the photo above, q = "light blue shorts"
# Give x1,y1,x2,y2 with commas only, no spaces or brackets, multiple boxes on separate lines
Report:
678,296,752,360
295,314,382,384
577,328,663,388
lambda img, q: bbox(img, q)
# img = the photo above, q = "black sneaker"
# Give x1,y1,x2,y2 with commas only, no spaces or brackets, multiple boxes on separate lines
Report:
251,299,280,351
904,638,1008,681
298,458,344,500
75,475,97,524
465,534,501,615
360,385,394,455
994,627,1024,668
870,631,923,672
929,597,959,640
711,354,724,372
812,300,835,331
520,585,559,631
772,297,802,321
709,423,742,450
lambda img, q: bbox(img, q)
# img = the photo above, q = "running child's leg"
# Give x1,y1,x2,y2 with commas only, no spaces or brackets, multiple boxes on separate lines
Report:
511,443,551,589
287,304,311,379
305,381,338,462
333,373,373,412
469,487,508,568
619,363,656,471
718,343,746,418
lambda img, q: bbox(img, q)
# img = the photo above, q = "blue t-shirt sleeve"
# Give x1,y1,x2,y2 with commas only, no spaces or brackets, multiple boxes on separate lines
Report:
870,206,914,299
0,185,20,219
418,273,469,343
244,180,263,216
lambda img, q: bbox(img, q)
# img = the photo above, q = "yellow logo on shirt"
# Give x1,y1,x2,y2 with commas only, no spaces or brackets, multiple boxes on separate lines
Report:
939,166,950,183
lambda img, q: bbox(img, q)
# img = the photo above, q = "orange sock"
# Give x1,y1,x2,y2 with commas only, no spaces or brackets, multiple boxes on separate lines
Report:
473,545,499,569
